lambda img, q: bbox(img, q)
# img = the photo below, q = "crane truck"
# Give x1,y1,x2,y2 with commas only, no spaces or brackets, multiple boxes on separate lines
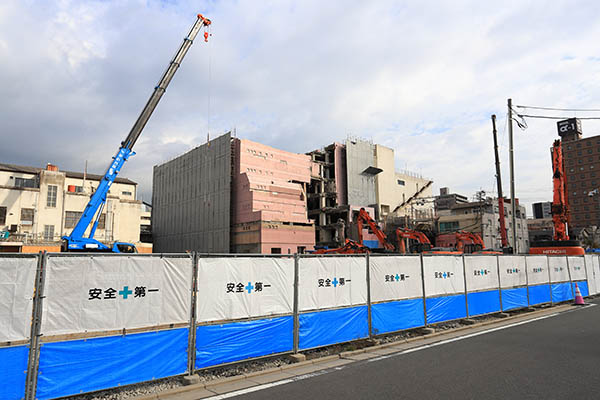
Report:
61,14,212,252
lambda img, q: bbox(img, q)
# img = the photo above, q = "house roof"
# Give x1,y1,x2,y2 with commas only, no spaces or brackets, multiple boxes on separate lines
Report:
0,163,137,185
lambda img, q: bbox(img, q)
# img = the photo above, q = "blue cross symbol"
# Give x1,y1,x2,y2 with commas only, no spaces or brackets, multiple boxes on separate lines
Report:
119,286,132,299
332,277,338,287
480,269,485,275
395,274,400,281
443,272,447,278
245,282,254,294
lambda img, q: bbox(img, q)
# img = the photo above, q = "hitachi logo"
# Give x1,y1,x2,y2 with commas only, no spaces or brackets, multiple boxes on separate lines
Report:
542,249,566,254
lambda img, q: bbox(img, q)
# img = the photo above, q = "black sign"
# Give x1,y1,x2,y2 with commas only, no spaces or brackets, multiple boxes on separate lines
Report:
557,118,582,137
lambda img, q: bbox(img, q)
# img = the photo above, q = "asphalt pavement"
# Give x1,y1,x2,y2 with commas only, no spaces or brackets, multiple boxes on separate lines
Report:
227,301,600,400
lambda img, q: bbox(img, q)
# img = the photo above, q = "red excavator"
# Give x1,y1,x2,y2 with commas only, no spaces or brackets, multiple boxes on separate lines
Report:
312,239,370,254
455,231,502,255
356,208,396,251
396,228,432,254
530,139,584,255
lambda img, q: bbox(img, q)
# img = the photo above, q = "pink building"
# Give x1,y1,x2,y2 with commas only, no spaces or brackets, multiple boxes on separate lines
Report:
231,138,315,254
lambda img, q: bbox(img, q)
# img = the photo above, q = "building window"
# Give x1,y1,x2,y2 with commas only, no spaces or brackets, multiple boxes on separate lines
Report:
98,214,106,230
582,182,587,188
591,165,595,170
64,211,83,229
271,247,281,254
14,177,38,188
397,179,405,186
585,205,590,211
43,225,55,241
577,150,582,155
439,221,459,232
0,206,6,225
577,143,581,148
567,145,572,150
47,185,57,207
20,208,34,225
579,159,583,164
570,168,575,172
122,191,132,196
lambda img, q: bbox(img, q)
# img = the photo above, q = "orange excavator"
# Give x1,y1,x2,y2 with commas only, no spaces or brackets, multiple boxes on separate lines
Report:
530,139,584,255
396,228,432,254
455,231,502,255
312,239,370,254
356,208,396,251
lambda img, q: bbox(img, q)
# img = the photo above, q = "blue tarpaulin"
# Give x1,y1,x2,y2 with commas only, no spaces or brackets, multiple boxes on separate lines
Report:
501,287,528,311
0,345,28,400
36,328,188,400
425,294,467,324
371,299,425,335
467,290,501,317
195,316,293,369
528,284,551,305
572,281,589,297
551,282,574,303
299,305,368,350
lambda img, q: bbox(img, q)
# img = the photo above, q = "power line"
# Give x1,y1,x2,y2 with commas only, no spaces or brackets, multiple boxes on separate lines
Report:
516,114,600,120
515,104,600,112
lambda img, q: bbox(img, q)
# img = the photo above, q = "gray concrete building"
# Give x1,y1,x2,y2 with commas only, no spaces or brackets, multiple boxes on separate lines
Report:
152,133,231,253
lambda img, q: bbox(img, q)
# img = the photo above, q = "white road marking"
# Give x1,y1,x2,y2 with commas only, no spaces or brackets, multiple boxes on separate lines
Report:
201,305,593,399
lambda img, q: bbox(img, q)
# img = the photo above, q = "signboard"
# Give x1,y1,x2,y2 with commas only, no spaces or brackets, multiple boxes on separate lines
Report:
196,257,294,322
0,256,37,342
548,256,570,283
298,256,367,312
422,255,465,297
498,255,527,288
464,256,499,292
557,118,582,137
567,256,586,281
41,255,192,335
525,255,549,285
369,256,423,302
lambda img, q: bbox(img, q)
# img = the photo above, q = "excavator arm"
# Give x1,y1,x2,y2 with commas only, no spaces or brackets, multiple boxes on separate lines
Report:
356,208,395,251
396,228,432,254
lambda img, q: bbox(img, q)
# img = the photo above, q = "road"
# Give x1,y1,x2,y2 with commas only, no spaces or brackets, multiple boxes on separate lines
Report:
221,301,600,400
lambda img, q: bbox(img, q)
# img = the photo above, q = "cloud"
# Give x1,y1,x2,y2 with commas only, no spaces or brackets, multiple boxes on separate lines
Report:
3,0,600,215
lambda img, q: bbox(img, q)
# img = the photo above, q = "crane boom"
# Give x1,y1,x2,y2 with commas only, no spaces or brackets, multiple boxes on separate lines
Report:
63,14,211,252
491,115,509,248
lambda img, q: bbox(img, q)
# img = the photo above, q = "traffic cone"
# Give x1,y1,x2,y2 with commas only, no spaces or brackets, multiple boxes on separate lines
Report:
574,283,585,306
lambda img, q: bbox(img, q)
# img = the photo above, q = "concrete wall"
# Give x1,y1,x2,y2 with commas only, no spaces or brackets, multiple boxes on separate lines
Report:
152,132,231,253
345,139,377,207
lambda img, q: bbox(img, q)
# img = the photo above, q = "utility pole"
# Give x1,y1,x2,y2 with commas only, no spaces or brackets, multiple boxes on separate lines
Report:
492,115,509,249
508,99,518,253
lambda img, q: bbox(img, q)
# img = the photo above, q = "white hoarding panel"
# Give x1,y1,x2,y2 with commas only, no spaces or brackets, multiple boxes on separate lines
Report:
584,255,597,295
595,256,600,295
196,257,294,322
0,257,37,342
370,256,423,302
568,256,586,281
41,255,192,335
298,256,367,312
498,256,527,288
464,256,499,292
525,255,549,285
548,256,569,283
422,256,465,297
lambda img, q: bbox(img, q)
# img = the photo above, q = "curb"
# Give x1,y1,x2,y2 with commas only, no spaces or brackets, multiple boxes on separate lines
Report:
135,302,578,399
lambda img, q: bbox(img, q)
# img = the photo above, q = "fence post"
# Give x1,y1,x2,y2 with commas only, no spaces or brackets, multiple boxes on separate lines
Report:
187,252,198,375
292,253,300,353
548,256,553,306
565,256,574,298
496,255,503,312
26,251,48,400
420,254,428,326
583,255,591,297
366,253,372,339
462,255,469,317
524,255,531,307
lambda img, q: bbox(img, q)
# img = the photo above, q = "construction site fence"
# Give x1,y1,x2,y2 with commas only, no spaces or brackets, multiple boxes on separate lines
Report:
1,252,599,400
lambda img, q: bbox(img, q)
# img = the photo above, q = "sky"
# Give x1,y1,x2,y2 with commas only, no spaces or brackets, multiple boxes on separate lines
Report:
3,0,600,214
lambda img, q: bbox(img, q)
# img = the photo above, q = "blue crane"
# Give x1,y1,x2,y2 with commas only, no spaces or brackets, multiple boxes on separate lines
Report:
62,14,211,253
